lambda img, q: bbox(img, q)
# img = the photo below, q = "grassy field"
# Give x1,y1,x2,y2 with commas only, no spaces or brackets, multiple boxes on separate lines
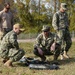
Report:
0,42,75,75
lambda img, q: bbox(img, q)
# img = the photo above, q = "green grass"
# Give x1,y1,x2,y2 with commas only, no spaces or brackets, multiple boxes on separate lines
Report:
0,42,75,75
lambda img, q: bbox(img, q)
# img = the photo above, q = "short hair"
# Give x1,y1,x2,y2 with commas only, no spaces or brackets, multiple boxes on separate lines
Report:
4,2,10,7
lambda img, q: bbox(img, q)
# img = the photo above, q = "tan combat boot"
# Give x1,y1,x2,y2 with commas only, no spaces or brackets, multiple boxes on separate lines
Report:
63,51,69,59
2,59,8,63
60,54,64,60
4,59,13,67
1,58,9,63
41,56,46,62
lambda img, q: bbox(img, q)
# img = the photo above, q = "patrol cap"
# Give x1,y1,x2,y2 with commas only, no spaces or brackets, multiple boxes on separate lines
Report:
13,23,25,32
42,25,50,32
61,3,67,10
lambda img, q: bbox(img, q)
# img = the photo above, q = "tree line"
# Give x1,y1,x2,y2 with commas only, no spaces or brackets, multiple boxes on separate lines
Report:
0,0,75,33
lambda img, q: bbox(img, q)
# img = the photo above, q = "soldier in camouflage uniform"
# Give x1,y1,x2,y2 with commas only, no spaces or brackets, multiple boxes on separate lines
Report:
33,25,61,61
0,3,13,40
52,3,72,60
0,23,25,67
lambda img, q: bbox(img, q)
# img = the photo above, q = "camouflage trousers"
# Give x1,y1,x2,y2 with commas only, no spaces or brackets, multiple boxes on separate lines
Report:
0,48,25,62
33,43,61,60
56,29,72,54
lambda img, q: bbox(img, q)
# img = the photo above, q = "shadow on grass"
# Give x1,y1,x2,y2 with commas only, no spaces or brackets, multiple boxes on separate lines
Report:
57,57,75,65
16,57,75,68
16,62,29,67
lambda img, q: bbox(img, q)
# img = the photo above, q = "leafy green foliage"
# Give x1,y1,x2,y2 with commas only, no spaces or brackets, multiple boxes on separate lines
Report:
5,0,75,33
14,0,53,33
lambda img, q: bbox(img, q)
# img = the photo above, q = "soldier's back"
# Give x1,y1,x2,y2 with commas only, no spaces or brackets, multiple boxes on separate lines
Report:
0,30,16,50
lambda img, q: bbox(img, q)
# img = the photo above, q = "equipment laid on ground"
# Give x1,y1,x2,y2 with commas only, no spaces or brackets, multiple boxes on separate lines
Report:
29,64,59,70
19,56,59,70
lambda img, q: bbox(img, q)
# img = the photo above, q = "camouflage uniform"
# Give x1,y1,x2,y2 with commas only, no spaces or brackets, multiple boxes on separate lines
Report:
33,32,61,60
52,6,72,55
0,30,25,62
0,10,13,40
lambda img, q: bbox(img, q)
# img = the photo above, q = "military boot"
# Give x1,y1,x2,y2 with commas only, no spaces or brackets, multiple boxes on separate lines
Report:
2,59,8,63
60,54,64,60
52,56,59,65
63,51,69,59
40,56,46,62
1,58,9,63
54,55,58,60
4,59,13,67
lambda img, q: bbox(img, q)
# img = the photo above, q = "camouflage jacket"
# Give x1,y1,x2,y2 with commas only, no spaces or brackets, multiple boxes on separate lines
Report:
52,11,69,31
0,30,19,50
35,32,60,50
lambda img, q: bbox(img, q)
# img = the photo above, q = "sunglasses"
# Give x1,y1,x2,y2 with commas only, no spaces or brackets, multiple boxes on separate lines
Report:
63,5,67,8
6,7,10,10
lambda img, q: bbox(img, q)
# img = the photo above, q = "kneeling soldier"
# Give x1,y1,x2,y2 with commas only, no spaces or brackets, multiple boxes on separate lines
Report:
33,25,61,61
0,23,25,67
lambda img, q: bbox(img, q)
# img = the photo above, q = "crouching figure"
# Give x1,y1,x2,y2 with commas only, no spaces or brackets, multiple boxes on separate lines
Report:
0,23,25,67
33,25,61,62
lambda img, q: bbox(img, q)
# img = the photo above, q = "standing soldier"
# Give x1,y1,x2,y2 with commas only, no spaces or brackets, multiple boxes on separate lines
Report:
52,3,72,60
0,3,13,40
0,23,25,67
33,25,61,62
